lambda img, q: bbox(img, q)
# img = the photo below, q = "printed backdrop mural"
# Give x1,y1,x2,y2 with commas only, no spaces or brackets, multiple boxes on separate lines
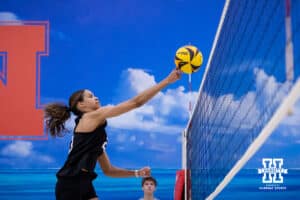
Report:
0,0,224,169
0,1,299,199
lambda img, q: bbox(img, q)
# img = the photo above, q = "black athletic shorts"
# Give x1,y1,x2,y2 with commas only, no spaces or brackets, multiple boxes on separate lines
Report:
55,175,97,200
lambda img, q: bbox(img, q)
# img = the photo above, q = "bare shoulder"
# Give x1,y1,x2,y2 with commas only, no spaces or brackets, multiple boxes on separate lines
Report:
76,107,112,132
83,105,115,123
85,106,113,118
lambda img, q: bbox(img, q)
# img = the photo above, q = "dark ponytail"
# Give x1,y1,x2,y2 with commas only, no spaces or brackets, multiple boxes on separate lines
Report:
44,89,85,137
44,103,71,137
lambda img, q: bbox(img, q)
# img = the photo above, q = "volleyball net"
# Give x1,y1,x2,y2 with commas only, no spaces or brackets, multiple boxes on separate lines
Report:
185,0,300,199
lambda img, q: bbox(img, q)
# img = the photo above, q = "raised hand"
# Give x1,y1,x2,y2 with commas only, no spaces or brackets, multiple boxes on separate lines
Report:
138,166,151,177
166,68,182,84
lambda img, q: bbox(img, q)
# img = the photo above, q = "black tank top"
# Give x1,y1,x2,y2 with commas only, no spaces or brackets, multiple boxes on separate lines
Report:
56,117,108,180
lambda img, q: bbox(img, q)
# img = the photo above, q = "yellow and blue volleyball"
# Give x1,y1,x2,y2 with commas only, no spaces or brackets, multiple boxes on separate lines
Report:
174,45,203,74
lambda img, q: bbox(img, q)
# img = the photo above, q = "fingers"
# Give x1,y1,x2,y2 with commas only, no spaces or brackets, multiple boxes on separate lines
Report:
166,68,182,84
176,69,182,77
173,69,181,81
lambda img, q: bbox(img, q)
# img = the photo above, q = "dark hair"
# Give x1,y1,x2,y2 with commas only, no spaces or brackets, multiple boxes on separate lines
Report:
141,177,157,187
44,90,85,137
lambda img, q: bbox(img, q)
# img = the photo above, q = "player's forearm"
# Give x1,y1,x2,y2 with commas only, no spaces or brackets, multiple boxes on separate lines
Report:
103,166,137,178
132,78,169,107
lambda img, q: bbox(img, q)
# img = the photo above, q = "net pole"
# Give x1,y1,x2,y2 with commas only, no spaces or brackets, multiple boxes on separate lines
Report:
183,129,187,200
185,73,192,200
188,73,192,116
285,0,294,81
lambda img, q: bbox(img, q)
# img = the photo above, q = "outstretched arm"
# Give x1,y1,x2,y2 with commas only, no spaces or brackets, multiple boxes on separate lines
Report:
89,68,181,122
98,151,151,178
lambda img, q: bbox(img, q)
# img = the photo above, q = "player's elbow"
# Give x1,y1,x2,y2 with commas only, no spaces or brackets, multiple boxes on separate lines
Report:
102,169,110,176
102,167,113,176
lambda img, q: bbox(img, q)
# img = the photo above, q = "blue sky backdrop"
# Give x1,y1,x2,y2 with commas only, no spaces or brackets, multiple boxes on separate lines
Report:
0,0,225,169
0,0,299,173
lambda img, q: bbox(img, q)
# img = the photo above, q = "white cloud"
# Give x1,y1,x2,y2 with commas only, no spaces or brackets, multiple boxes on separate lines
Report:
0,12,22,24
108,68,193,134
106,66,300,147
253,68,300,139
196,67,298,140
254,67,292,112
148,143,176,153
109,111,184,134
198,90,260,134
127,68,156,93
1,141,32,157
157,86,198,117
281,99,300,127
0,141,54,163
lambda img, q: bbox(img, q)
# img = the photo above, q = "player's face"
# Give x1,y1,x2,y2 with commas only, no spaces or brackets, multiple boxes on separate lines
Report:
142,181,156,194
82,90,100,110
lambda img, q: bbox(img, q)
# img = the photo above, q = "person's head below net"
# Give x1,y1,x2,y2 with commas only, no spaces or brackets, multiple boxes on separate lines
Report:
139,176,159,200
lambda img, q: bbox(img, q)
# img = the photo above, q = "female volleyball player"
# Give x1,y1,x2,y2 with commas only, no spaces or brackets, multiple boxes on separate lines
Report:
44,68,181,200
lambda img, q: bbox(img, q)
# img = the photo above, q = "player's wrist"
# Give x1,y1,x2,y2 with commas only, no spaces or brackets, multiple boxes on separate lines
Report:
162,77,171,85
